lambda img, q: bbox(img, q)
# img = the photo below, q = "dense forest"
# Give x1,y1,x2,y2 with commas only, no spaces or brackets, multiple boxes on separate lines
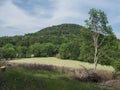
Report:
0,24,120,66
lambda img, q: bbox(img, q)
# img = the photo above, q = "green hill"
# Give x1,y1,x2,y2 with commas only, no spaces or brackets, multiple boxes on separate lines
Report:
0,23,119,66
0,24,88,46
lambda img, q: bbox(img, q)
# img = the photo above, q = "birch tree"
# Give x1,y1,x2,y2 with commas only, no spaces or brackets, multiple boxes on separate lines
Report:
85,8,114,71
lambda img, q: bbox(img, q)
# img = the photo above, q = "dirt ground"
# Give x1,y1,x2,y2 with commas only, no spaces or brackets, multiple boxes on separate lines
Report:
99,79,120,90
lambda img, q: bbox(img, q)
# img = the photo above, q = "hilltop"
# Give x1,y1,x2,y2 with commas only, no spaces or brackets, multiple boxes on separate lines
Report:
0,24,88,46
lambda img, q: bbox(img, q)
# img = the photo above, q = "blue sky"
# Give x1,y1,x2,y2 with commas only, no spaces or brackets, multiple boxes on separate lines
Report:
0,0,120,38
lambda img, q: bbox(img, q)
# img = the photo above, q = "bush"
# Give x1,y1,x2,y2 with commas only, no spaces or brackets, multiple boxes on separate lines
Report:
113,60,120,71
59,42,80,59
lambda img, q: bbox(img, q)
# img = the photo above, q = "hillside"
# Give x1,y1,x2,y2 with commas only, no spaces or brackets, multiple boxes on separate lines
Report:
0,23,91,58
0,23,120,66
0,24,88,46
27,24,86,44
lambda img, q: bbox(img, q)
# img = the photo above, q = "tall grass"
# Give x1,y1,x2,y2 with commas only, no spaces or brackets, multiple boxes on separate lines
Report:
9,57,114,71
0,66,104,90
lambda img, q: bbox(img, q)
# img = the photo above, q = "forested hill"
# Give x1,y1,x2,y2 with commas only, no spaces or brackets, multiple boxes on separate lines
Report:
35,24,83,35
0,24,120,66
0,24,89,47
25,24,88,45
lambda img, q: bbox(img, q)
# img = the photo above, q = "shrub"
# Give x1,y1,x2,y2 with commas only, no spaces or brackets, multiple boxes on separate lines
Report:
59,42,80,59
113,60,120,71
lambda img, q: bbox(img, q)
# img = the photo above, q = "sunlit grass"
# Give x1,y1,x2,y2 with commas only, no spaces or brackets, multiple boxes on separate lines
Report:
9,57,114,71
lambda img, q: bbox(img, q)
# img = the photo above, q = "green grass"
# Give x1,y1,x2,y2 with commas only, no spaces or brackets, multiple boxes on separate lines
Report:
9,57,114,71
0,66,104,90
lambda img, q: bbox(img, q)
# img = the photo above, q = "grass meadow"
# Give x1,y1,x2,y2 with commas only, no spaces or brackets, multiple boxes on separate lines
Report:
0,66,104,90
0,57,118,90
9,57,114,71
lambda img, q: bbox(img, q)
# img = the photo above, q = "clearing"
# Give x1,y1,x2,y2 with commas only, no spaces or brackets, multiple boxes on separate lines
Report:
9,57,114,71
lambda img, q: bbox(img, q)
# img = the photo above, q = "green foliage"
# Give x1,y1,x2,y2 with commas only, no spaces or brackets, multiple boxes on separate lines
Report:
29,43,57,57
59,43,70,59
29,43,41,57
0,23,119,68
59,42,80,60
1,44,16,60
0,48,3,60
85,8,117,71
113,60,120,71
85,8,113,35
69,42,80,59
79,42,94,63
17,46,28,58
40,43,57,57
0,24,85,60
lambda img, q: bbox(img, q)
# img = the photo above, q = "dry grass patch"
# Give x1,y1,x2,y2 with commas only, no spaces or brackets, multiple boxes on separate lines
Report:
9,57,114,71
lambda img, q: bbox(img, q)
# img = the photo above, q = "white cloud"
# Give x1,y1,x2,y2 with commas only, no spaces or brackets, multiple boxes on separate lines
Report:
44,0,88,26
0,0,120,38
50,0,120,38
0,0,41,36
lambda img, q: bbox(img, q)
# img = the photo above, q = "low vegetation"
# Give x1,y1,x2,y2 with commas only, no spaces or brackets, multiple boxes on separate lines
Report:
0,66,104,90
113,60,120,71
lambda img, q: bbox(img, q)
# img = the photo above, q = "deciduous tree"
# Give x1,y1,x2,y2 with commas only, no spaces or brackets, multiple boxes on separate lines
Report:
85,8,115,71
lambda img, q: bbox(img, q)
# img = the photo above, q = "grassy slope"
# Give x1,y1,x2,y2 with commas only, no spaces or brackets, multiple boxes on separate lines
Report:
0,67,104,90
9,57,114,71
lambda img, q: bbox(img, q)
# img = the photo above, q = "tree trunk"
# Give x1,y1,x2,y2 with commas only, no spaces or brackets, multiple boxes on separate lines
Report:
94,57,98,71
93,34,98,72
